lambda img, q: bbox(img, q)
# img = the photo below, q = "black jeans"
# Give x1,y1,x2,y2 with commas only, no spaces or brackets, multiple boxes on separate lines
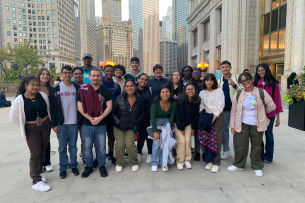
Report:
44,142,51,166
137,122,152,155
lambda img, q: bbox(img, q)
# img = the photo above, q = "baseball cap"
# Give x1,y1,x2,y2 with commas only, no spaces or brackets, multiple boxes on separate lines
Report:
82,53,92,58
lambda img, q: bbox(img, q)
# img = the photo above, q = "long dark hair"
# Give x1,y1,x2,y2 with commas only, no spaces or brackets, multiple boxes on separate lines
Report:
287,72,297,87
179,82,200,103
253,63,279,87
36,68,52,92
201,73,218,90
151,84,173,104
169,70,183,95
16,76,40,96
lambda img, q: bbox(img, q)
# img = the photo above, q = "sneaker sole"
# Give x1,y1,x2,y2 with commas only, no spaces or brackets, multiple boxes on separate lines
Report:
32,188,51,192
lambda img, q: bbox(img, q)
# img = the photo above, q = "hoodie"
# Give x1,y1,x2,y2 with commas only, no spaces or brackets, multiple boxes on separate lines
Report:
124,69,144,84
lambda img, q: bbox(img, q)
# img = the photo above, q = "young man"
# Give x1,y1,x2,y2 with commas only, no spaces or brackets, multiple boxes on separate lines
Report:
218,60,240,160
113,64,126,93
77,68,113,178
50,66,80,179
149,64,169,93
124,57,144,84
102,65,121,165
72,67,85,86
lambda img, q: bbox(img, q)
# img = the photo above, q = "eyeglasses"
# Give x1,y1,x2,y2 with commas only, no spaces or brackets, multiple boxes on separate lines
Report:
186,89,195,92
193,72,201,75
62,72,72,75
241,79,251,84
73,73,83,76
139,78,148,82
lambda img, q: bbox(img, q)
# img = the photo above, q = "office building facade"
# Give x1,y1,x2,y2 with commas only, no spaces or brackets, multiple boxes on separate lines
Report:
160,39,177,76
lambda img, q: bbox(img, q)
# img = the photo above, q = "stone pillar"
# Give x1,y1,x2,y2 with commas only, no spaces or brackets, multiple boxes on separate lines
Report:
284,0,294,74
281,75,289,97
210,10,216,73
232,0,240,74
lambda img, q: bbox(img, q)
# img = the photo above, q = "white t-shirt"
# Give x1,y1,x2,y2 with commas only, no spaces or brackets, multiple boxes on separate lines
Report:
241,92,257,126
59,82,78,124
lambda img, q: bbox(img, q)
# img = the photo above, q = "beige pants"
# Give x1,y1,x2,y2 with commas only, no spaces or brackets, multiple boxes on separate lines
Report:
175,124,192,165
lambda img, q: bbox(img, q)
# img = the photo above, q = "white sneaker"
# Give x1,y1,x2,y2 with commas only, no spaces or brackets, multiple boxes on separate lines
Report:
221,151,231,160
227,165,244,171
177,164,183,170
162,166,169,172
205,162,213,170
137,154,141,162
211,165,220,173
45,165,53,172
151,165,158,172
116,165,123,173
132,165,139,172
146,154,152,163
184,161,192,169
40,173,49,183
32,181,51,192
254,170,263,177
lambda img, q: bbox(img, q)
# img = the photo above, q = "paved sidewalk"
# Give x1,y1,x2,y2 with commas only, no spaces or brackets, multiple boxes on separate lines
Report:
0,98,304,203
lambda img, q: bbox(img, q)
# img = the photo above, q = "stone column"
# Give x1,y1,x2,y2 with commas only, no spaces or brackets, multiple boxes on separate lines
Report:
210,10,216,73
284,0,294,74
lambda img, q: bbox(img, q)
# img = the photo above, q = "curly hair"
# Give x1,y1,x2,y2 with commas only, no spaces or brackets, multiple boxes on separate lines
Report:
16,76,39,96
179,82,200,103
169,70,183,96
36,68,51,92
114,64,126,75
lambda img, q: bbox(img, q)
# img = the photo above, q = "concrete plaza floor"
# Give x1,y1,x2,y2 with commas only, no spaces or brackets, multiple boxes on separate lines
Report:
0,97,304,203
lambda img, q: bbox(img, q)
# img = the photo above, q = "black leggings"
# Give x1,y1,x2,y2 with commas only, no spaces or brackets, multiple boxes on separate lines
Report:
137,123,152,155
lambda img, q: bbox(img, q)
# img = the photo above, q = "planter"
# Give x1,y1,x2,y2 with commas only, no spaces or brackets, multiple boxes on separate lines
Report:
288,100,305,131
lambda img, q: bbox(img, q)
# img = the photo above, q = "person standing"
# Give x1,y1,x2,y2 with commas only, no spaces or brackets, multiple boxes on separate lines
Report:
36,68,53,172
50,66,80,179
198,73,225,173
112,79,145,172
72,67,85,86
102,65,121,166
10,76,52,192
149,64,169,93
113,64,126,93
217,60,240,160
253,63,283,165
77,68,113,178
175,82,200,170
136,73,157,163
181,66,193,86
228,72,276,177
169,70,184,99
150,85,177,172
124,57,144,84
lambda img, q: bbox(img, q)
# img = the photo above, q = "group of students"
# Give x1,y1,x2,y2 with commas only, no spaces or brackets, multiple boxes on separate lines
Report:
9,53,283,192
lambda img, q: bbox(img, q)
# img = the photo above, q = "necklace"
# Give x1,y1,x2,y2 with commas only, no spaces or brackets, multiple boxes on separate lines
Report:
25,93,36,102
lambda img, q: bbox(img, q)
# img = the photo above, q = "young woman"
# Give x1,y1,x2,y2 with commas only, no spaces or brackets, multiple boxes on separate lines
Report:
136,73,157,163
228,73,276,177
181,66,193,86
169,70,184,99
37,68,53,172
253,63,283,165
112,79,145,172
175,82,200,170
198,73,224,173
10,76,52,192
150,85,177,172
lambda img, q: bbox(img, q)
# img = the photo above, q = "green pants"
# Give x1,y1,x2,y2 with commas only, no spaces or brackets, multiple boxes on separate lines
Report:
233,123,264,170
113,127,139,167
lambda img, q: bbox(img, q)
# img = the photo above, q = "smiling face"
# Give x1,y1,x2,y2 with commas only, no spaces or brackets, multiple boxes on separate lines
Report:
220,63,231,75
205,78,214,89
257,66,266,79
185,84,196,98
25,79,40,95
154,68,163,78
104,66,114,79
130,61,140,71
39,70,50,83
160,88,171,101
89,70,102,85
73,69,84,83
125,81,136,95
172,71,181,83
114,68,123,77
240,75,253,89
183,67,192,79
138,75,149,88
61,69,73,82
192,69,201,81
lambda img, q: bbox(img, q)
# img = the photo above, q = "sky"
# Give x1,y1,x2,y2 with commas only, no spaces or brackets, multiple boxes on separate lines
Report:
95,0,172,21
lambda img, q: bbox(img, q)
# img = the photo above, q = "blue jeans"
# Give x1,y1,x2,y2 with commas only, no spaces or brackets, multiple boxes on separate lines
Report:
222,110,231,152
57,124,79,171
261,116,275,162
151,118,169,167
81,125,107,167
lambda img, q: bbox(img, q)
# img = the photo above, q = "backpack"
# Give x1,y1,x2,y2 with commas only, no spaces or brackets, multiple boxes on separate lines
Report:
236,88,266,112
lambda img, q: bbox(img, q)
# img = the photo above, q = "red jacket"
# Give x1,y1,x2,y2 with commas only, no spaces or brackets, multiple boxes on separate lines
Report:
79,84,101,117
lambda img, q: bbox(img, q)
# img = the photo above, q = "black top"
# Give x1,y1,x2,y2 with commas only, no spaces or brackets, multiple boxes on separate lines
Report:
76,85,112,126
136,86,157,124
223,79,232,111
149,77,169,93
22,92,48,122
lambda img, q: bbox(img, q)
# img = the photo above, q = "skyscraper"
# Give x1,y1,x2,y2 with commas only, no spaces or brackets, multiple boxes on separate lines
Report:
129,0,160,75
172,0,189,70
102,0,121,24
162,6,172,40
0,0,76,71
160,39,177,76
74,0,82,66
80,0,97,66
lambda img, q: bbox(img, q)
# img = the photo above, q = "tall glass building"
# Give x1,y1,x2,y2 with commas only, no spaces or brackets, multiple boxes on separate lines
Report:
172,0,189,70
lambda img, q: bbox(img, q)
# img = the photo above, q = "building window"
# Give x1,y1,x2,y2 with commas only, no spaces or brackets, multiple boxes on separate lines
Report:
193,29,197,47
13,13,16,18
52,10,55,14
13,19,16,24
5,6,9,11
7,31,11,36
7,19,10,23
12,1,15,5
53,34,56,38
204,20,210,41
219,8,222,33
12,7,16,11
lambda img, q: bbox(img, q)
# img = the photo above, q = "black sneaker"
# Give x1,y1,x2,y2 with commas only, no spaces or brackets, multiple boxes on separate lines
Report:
99,166,108,177
202,153,205,162
109,156,116,166
72,168,79,176
92,158,98,168
194,152,200,161
81,166,93,178
59,171,67,179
